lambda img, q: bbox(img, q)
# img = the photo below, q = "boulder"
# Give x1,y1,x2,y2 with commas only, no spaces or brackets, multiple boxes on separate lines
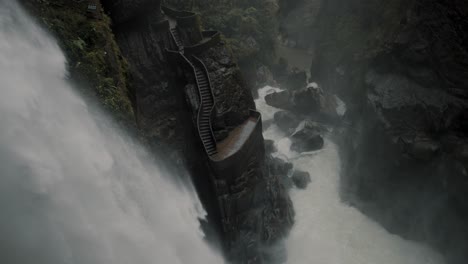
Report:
408,139,440,161
256,65,276,87
268,156,294,188
273,111,300,133
291,85,339,121
264,140,277,155
265,90,291,109
291,170,311,189
290,121,325,153
292,86,322,114
284,69,307,91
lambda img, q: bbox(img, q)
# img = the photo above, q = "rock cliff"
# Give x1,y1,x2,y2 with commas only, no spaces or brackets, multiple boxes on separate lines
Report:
303,0,468,263
23,0,294,263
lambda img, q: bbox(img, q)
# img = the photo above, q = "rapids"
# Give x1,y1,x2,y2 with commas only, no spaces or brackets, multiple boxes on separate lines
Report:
255,86,445,264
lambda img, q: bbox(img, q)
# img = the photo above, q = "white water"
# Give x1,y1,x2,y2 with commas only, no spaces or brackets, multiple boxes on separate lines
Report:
0,2,222,263
255,86,445,264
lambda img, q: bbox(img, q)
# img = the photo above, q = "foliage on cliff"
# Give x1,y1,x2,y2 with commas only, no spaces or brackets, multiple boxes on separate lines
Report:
165,0,279,66
20,0,135,125
310,0,410,99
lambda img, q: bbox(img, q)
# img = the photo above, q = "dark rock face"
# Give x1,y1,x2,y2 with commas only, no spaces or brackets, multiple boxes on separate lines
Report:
265,90,291,110
268,156,294,191
264,139,277,155
292,86,321,113
283,69,307,91
306,0,468,263
102,2,294,263
256,65,276,88
339,71,468,263
292,85,338,122
101,0,163,25
291,170,311,189
290,121,326,153
200,45,255,131
274,111,300,133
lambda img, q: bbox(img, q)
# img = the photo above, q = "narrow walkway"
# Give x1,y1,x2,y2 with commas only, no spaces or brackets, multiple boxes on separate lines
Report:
213,116,258,160
192,59,217,156
165,11,217,156
165,9,259,160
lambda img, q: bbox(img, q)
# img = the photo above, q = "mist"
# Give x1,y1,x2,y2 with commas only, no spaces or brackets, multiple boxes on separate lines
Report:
0,1,222,263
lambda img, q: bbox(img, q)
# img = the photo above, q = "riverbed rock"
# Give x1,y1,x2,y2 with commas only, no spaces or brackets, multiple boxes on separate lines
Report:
256,65,276,88
290,121,325,153
265,90,291,109
268,156,294,189
291,170,311,189
291,85,338,122
264,139,277,154
274,111,300,133
283,69,307,91
292,86,321,113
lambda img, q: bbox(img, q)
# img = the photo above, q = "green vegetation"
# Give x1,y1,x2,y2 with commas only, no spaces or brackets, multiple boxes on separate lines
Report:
21,0,135,125
166,0,279,66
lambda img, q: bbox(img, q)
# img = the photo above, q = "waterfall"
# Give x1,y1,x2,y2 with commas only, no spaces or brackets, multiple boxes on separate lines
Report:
255,86,445,264
0,1,222,263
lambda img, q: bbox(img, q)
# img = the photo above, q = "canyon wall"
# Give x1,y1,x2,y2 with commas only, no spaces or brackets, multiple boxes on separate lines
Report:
22,0,294,263
296,0,468,263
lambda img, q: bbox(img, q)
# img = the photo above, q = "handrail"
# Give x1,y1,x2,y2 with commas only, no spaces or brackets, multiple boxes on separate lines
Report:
192,55,217,152
161,5,196,18
202,31,219,38
178,53,217,156
185,31,221,55
168,27,183,52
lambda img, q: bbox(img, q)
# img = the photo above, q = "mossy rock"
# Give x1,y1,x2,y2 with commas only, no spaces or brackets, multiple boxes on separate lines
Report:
20,0,135,126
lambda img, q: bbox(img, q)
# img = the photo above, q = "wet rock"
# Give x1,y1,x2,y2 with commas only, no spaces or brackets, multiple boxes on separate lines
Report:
273,111,300,133
292,84,339,122
291,86,322,114
310,0,468,261
268,156,293,189
283,69,307,91
455,144,468,163
408,139,440,161
265,90,291,109
256,65,276,87
264,139,277,155
290,121,325,153
291,170,311,189
215,129,229,142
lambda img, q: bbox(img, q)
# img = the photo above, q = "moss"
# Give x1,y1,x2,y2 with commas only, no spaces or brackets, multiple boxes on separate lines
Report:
20,0,135,125
165,0,279,67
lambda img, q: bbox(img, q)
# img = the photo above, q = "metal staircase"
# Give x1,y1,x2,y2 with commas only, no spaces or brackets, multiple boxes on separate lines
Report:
167,21,217,156
170,28,183,51
192,57,217,156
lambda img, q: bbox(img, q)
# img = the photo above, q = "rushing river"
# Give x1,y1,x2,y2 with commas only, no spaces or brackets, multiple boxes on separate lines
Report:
0,1,222,263
255,86,445,264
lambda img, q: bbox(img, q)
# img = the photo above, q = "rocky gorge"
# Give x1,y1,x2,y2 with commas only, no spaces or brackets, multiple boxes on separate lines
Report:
283,0,468,263
20,0,294,263
16,0,468,263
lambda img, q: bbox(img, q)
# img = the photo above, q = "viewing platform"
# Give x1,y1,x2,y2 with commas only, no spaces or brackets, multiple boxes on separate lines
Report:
213,116,259,161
